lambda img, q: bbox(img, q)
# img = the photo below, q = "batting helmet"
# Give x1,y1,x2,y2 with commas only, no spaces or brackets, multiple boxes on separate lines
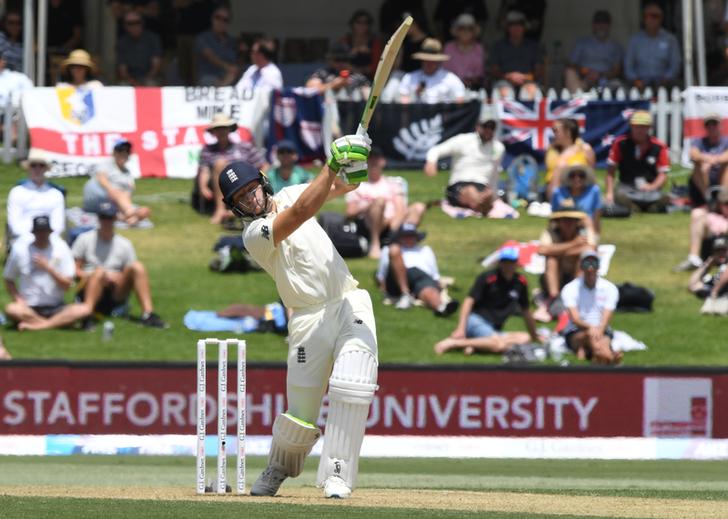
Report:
219,161,273,217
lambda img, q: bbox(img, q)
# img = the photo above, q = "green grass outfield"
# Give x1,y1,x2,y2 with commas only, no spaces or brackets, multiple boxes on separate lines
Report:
0,456,726,518
0,164,725,366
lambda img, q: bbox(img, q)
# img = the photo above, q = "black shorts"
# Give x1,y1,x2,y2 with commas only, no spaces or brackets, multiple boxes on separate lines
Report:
446,182,487,207
77,286,127,316
689,178,707,207
31,304,65,318
385,267,439,298
563,326,614,359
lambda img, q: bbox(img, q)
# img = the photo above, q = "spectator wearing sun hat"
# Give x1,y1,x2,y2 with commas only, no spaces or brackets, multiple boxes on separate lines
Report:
193,113,268,223
443,13,486,89
398,38,466,103
82,139,151,226
605,110,670,213
434,246,540,356
490,11,545,99
57,49,102,89
7,150,65,246
551,165,602,236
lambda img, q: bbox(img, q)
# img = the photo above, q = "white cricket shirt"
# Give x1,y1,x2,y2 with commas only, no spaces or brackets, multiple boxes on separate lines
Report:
425,132,505,187
243,185,358,310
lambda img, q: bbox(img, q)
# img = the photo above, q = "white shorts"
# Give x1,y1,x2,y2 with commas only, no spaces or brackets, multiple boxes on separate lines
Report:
286,289,378,389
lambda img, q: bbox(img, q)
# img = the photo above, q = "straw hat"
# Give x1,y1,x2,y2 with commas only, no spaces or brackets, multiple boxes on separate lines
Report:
560,165,596,187
206,113,238,133
21,148,51,169
412,38,450,62
549,210,586,220
61,49,97,74
630,110,652,126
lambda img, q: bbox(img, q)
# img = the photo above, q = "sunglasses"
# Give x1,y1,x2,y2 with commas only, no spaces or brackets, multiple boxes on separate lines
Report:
581,258,599,270
29,162,47,169
278,149,296,154
644,12,662,19
214,15,230,22
125,19,142,26
568,171,586,180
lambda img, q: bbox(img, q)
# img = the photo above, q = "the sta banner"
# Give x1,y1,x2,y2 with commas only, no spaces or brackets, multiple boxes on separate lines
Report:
497,98,650,167
1,363,726,438
336,100,481,168
21,86,270,179
682,87,728,165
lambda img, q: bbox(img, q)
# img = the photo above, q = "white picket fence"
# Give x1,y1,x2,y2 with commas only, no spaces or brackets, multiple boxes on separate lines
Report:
0,102,28,164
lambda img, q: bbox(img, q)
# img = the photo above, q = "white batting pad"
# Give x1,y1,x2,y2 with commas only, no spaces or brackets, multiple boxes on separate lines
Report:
269,412,321,477
316,350,378,488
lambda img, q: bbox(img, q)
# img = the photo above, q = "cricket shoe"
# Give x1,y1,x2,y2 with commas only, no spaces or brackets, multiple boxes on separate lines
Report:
250,464,287,496
323,475,351,499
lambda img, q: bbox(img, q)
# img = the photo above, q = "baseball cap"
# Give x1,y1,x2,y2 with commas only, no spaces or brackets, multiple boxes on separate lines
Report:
630,110,652,126
219,161,263,208
276,140,297,153
712,236,728,251
97,201,118,219
113,139,132,153
592,10,611,23
580,250,600,266
32,215,52,232
505,11,526,25
499,246,519,262
452,13,477,28
393,223,426,242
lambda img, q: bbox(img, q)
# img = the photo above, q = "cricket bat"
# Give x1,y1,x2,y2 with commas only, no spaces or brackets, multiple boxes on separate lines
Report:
345,15,412,183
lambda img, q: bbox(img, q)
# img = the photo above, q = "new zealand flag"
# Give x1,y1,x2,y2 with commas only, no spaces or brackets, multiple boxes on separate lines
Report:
497,98,650,168
267,88,325,163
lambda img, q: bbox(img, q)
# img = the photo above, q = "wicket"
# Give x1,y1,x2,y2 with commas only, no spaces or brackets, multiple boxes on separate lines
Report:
196,338,247,495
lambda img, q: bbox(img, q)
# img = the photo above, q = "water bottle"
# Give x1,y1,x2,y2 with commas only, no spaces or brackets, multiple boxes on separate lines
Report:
102,321,114,341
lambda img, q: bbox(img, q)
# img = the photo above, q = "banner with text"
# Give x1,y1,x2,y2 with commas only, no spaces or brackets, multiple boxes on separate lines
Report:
21,86,270,179
1,364,725,438
682,87,728,165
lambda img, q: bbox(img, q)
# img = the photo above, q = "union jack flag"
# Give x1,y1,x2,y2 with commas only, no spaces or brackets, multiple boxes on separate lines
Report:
496,98,649,167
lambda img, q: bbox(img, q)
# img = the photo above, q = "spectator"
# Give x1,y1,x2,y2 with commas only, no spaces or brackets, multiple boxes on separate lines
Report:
375,223,459,316
267,140,314,193
689,235,728,300
564,10,623,93
624,2,680,89
398,38,466,103
7,150,65,246
443,14,486,89
305,42,371,97
490,11,545,99
0,9,23,72
560,250,622,364
194,5,239,86
235,38,282,91
82,139,151,226
545,118,595,200
424,118,505,215
73,202,168,328
678,188,728,272
398,8,430,73
58,49,103,89
551,165,602,236
173,0,215,85
536,210,596,319
46,0,83,57
339,9,383,79
193,113,268,224
3,215,91,331
605,110,670,213
434,0,488,42
116,10,163,85
675,114,728,271
434,247,540,355
496,0,547,41
346,147,425,259
0,50,32,140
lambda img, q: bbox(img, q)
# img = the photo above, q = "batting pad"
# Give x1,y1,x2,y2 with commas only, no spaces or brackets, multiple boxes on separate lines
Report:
316,350,378,489
269,412,321,477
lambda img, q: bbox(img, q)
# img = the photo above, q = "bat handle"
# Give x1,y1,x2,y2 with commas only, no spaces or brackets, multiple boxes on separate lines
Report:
356,123,367,137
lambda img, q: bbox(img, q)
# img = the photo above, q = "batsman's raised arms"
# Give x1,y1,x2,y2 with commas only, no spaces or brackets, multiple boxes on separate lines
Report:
356,15,412,136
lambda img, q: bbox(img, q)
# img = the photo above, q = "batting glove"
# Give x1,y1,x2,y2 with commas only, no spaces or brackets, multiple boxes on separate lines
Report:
327,134,371,174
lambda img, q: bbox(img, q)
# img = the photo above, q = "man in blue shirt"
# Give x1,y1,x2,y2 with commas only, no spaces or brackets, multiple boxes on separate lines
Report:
565,10,623,93
624,2,681,88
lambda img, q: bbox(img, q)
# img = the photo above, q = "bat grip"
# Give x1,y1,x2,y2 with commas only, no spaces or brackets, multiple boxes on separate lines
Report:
356,123,367,136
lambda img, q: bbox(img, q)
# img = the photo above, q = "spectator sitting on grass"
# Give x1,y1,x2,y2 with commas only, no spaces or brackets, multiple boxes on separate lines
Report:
674,114,728,272
676,188,728,273
345,147,425,259
545,118,595,201
535,210,596,321
3,215,91,331
605,110,670,213
267,140,313,193
82,139,151,226
375,223,459,316
424,118,504,215
689,235,728,299
560,250,622,365
6,150,65,246
434,246,540,355
72,202,167,329
551,165,602,236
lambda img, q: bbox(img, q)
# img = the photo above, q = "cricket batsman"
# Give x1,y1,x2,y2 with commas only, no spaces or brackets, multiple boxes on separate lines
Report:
218,134,376,499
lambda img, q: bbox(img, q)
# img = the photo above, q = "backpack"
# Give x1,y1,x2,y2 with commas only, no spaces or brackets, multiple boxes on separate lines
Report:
318,212,369,258
616,282,654,312
209,235,262,273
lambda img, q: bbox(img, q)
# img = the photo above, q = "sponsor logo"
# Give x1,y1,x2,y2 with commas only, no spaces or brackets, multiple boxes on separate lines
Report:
297,347,306,363
643,378,713,437
226,169,238,183
354,318,363,325
261,225,270,241
57,86,95,126
334,461,341,474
